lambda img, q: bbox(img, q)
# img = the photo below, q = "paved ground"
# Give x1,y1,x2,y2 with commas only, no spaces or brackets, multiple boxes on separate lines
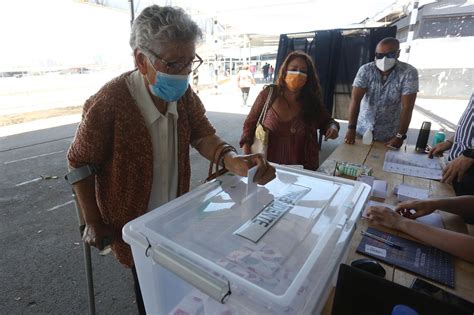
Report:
0,75,466,314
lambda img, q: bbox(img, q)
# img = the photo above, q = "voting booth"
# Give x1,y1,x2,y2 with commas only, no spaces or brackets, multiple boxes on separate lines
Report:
123,165,371,314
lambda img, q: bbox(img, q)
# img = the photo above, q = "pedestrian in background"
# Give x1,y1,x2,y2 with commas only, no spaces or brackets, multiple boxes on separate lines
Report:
237,64,256,106
268,64,274,81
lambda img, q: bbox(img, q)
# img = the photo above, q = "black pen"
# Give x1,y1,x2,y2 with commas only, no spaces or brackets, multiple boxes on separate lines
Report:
361,230,403,250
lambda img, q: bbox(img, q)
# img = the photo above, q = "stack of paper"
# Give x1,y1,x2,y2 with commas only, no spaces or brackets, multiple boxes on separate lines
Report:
383,151,443,180
395,184,429,202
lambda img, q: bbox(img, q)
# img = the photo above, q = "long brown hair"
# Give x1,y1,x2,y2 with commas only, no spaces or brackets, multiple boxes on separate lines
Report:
275,51,324,123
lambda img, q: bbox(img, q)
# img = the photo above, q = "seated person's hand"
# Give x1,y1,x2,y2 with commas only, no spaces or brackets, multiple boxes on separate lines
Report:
384,136,403,149
441,155,474,184
325,126,339,140
429,141,451,158
224,152,276,185
344,129,356,144
395,200,436,219
366,206,405,230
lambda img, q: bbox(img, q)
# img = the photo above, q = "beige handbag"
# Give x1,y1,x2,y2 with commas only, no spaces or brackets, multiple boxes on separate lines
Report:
251,86,274,156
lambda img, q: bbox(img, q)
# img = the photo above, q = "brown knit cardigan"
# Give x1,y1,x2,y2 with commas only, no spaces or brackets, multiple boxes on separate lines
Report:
67,71,216,267
240,85,339,170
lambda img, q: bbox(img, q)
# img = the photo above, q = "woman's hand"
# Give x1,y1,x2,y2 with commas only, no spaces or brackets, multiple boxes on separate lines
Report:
324,127,339,140
82,221,113,250
224,152,276,185
395,199,437,219
366,206,405,231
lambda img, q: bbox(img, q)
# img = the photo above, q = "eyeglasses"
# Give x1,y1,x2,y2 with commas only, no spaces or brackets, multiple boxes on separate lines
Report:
375,51,398,59
144,48,203,74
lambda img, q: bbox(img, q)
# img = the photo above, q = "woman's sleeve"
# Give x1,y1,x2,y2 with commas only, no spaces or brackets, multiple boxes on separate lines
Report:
67,97,114,168
239,87,270,147
187,89,216,144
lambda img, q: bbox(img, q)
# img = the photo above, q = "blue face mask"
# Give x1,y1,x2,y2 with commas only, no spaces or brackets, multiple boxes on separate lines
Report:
147,60,189,102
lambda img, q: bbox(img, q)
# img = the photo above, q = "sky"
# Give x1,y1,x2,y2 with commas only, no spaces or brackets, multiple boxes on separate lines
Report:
0,0,399,71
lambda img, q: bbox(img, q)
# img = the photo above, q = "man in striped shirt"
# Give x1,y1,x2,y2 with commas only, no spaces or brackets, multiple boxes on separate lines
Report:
430,93,474,196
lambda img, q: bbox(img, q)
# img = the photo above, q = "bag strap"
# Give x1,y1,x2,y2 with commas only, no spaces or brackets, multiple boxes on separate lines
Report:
256,86,274,125
206,143,237,182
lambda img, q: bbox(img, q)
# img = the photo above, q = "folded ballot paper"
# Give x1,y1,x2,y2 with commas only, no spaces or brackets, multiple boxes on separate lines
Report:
357,176,387,199
394,184,429,202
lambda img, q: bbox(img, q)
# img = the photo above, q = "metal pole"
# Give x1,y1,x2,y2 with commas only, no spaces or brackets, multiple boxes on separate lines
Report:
404,0,419,62
73,191,96,315
129,0,135,28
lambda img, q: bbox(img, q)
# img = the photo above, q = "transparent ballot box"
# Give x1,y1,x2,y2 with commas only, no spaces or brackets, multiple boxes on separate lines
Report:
123,165,371,315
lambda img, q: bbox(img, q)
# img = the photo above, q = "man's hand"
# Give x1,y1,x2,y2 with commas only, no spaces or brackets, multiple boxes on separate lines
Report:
82,221,113,250
395,199,437,219
429,141,452,158
366,206,405,231
325,127,339,141
224,153,276,185
441,155,474,184
344,129,356,144
384,136,403,149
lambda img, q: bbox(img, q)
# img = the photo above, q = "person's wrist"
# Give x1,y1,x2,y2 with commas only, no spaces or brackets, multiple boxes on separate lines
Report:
429,199,444,211
395,132,407,140
396,216,410,232
462,148,474,159
222,151,237,168
348,123,356,130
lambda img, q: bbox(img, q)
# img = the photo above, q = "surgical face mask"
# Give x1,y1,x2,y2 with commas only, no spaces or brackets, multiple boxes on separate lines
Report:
147,58,189,102
285,70,307,91
375,57,396,72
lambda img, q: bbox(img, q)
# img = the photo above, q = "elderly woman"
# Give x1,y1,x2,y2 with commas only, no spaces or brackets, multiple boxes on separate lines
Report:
67,5,275,313
240,51,339,170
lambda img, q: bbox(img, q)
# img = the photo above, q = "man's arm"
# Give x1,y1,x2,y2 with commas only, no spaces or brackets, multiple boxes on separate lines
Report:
398,93,417,135
344,86,366,144
384,92,417,148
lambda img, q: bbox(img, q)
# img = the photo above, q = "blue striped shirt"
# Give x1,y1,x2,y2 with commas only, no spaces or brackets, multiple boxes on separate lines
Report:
449,93,474,161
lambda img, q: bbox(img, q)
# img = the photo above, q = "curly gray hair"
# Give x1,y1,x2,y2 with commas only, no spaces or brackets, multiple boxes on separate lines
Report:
129,5,202,58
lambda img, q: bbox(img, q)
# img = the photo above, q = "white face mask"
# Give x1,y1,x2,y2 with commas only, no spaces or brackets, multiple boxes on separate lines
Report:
375,57,396,72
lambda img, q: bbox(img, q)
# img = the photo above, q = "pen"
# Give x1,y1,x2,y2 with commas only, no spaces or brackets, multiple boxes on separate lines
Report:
361,230,403,250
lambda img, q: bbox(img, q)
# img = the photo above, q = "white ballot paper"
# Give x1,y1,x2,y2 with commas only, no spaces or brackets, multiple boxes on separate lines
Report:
383,150,443,180
396,184,429,202
246,166,258,197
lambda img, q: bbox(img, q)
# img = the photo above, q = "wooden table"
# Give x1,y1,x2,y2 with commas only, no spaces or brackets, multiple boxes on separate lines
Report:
318,140,474,314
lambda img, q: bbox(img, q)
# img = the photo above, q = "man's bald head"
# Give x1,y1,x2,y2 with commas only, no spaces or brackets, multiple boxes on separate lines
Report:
376,37,400,53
